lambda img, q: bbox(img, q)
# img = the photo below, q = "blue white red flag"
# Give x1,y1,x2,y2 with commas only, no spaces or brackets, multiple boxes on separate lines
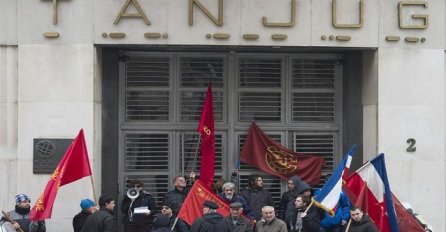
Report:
313,145,357,215
344,153,400,232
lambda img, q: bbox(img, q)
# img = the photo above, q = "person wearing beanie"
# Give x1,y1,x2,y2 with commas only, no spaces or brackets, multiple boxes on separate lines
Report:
121,179,158,232
0,194,46,232
190,200,231,232
159,201,188,232
82,194,116,232
73,199,98,232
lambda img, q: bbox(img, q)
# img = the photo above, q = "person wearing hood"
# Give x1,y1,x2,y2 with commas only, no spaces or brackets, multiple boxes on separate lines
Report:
73,199,98,232
0,194,46,232
283,176,313,225
190,201,231,232
151,214,173,232
342,206,377,232
240,175,274,221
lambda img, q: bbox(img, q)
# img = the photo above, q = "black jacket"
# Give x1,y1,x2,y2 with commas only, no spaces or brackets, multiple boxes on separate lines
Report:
73,211,91,232
240,188,274,221
287,206,323,232
152,214,173,232
163,188,189,214
121,191,157,225
342,215,378,232
190,212,231,232
81,208,116,232
222,216,253,232
168,215,188,232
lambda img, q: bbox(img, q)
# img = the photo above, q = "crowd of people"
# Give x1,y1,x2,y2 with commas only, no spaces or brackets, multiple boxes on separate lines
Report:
0,171,431,232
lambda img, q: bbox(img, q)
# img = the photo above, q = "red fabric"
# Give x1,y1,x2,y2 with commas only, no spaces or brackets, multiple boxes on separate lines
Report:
392,195,425,232
240,122,324,185
177,180,230,225
197,84,215,190
30,129,92,220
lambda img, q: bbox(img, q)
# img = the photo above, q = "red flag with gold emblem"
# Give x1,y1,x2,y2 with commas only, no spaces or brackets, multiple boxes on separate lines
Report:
241,122,324,185
177,179,230,225
30,129,92,220
197,83,215,190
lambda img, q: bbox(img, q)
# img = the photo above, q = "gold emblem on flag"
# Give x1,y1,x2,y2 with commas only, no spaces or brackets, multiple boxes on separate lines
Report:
265,146,298,174
35,195,45,211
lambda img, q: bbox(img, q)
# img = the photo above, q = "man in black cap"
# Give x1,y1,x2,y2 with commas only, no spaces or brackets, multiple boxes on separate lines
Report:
223,202,254,232
159,201,188,232
190,200,231,232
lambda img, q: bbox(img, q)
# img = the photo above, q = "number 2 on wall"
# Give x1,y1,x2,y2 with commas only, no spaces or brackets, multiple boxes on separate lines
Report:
406,138,416,152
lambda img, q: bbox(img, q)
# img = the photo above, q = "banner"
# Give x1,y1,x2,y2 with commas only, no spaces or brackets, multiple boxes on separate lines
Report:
240,122,324,185
30,129,92,220
177,180,230,225
197,83,215,190
343,153,399,232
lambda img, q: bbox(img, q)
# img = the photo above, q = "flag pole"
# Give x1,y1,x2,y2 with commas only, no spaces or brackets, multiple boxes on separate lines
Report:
190,134,202,173
303,200,315,214
345,218,352,232
90,175,98,204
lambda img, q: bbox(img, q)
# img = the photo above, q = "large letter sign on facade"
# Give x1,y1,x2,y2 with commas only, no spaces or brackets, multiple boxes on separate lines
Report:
114,0,151,25
188,0,224,26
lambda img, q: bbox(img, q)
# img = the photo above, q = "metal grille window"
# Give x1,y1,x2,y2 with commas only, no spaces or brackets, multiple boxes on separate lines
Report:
118,51,343,212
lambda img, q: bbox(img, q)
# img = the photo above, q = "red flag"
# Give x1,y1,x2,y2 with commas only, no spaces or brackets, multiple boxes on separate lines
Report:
343,154,399,232
392,195,425,232
197,84,215,190
30,129,92,220
240,122,324,185
177,180,230,225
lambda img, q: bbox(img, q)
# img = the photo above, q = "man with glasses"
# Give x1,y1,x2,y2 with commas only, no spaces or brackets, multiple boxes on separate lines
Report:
223,202,253,232
158,201,188,232
121,179,157,232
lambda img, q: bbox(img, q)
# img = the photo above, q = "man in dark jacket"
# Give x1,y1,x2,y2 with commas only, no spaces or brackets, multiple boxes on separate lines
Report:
121,179,158,232
223,202,253,232
73,199,98,232
151,214,173,232
164,172,195,213
82,194,116,232
343,206,377,232
283,176,313,223
159,201,188,232
287,195,322,232
190,201,231,232
240,175,274,221
0,194,46,232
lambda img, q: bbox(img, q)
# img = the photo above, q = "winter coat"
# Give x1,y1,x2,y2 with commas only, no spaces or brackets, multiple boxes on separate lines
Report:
121,191,157,225
73,210,92,232
167,214,188,232
152,214,173,232
283,176,312,222
319,191,351,229
254,218,287,232
287,205,323,232
190,212,231,232
342,215,378,232
218,193,255,220
4,207,45,232
222,216,253,232
81,208,116,232
240,188,274,221
163,188,189,214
